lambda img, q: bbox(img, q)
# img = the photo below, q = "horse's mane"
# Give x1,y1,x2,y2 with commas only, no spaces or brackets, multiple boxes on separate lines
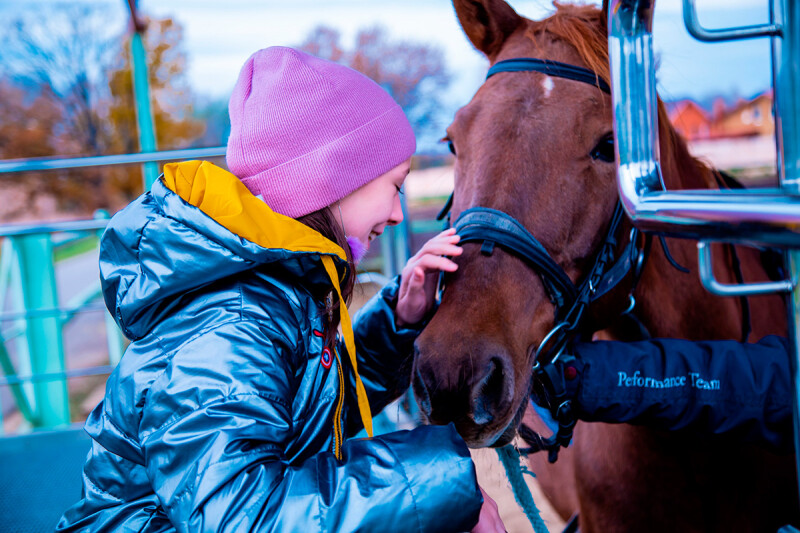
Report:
526,2,719,190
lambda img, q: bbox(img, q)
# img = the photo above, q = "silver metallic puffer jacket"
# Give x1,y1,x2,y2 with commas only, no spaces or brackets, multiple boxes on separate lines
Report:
57,160,481,532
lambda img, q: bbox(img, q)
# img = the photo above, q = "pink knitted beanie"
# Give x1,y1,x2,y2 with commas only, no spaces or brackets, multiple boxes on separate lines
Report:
226,47,416,218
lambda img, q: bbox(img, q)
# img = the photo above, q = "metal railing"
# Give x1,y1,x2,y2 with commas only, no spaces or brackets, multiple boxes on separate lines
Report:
609,0,800,499
0,146,422,433
0,214,121,433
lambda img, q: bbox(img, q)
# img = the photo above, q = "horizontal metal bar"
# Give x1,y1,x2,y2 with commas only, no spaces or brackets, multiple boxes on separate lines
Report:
683,0,781,42
697,241,793,296
610,0,800,248
617,181,800,246
0,303,107,322
0,365,114,386
356,271,392,287
0,146,227,174
0,219,109,237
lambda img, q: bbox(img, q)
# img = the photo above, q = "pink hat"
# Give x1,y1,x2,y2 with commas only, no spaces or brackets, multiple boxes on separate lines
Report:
226,47,416,218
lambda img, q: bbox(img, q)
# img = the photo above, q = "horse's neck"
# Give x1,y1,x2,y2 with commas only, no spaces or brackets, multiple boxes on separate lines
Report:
631,119,786,340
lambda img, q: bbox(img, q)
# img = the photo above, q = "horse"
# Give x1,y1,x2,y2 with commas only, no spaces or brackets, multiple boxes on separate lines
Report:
412,1,797,531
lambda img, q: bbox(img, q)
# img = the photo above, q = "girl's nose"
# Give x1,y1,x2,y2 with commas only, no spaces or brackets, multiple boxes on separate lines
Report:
388,195,404,226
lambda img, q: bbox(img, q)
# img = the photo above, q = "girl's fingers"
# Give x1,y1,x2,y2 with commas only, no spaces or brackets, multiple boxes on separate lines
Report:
416,237,462,257
415,254,458,272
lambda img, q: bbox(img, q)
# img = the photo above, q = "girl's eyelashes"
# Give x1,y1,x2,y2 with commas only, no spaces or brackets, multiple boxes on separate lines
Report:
395,184,405,195
440,136,457,156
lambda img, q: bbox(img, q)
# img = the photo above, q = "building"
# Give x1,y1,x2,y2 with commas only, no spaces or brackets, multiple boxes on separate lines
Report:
708,90,774,138
666,99,710,141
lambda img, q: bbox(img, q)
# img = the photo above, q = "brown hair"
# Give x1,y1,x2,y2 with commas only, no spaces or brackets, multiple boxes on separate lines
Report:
297,206,356,349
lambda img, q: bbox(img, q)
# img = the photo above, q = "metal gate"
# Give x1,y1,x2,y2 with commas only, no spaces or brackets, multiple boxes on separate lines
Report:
609,0,800,498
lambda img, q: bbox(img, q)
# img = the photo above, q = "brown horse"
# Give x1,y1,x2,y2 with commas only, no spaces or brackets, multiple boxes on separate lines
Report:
413,1,797,531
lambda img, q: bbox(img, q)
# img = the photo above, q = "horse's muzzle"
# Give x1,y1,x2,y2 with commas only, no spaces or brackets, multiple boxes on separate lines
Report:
412,346,516,446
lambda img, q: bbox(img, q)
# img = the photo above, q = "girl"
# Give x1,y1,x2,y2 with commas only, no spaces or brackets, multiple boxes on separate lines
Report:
58,47,504,532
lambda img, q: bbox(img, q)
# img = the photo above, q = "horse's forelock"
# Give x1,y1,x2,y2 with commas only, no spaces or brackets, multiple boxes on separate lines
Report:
525,3,610,86
525,2,719,192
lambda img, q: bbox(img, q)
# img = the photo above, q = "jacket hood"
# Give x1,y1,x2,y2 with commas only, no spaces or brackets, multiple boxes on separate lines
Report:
100,160,373,436
100,160,347,341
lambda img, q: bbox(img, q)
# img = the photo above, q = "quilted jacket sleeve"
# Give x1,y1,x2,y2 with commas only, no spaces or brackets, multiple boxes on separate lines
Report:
341,277,422,434
572,335,792,451
141,320,481,532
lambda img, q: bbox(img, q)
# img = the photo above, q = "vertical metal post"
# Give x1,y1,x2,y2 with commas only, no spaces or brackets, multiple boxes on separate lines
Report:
394,196,412,273
13,234,69,427
380,228,398,279
379,196,412,280
5,239,35,429
129,3,159,191
772,0,800,496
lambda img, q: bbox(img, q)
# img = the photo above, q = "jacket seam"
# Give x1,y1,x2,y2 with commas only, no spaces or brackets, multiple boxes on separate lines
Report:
172,446,284,507
383,442,423,533
142,391,291,440
116,216,152,337
84,471,126,502
316,457,325,533
237,282,244,320
102,412,145,459
145,316,295,411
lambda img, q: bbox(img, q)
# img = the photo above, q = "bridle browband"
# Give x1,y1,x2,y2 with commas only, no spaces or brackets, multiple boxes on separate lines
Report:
436,57,649,460
486,57,611,93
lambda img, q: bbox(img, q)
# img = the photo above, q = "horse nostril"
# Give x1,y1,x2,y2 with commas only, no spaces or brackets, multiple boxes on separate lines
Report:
470,357,507,425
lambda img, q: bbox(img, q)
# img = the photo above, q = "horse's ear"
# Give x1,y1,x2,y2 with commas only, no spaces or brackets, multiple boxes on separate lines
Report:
452,0,523,59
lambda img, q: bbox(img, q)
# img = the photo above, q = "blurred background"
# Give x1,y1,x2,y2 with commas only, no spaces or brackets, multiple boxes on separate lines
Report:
0,0,776,434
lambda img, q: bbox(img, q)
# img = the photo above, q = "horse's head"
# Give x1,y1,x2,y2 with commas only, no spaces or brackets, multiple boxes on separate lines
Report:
413,0,622,447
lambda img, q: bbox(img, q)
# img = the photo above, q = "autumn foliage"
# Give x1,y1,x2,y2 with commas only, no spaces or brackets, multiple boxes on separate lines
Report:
0,6,203,219
297,25,450,137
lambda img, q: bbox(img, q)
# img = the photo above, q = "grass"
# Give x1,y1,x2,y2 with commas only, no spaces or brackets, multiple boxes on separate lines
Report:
53,235,99,262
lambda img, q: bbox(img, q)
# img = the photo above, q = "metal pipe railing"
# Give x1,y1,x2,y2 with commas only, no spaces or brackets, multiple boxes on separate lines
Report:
609,0,800,503
683,0,781,42
609,0,800,249
0,146,226,174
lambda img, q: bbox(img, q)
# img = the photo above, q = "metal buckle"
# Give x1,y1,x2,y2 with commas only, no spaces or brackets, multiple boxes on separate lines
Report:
534,321,569,365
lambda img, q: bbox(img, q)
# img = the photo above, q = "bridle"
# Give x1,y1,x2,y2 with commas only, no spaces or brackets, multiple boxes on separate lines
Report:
438,57,646,365
436,57,650,459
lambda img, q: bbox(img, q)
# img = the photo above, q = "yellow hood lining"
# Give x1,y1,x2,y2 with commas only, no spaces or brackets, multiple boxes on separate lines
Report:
162,160,373,438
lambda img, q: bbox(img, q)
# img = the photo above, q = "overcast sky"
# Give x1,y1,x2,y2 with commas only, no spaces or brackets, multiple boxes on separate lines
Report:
2,0,773,140
134,0,772,104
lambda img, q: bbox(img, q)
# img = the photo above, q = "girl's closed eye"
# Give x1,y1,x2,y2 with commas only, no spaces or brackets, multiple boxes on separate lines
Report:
395,184,404,195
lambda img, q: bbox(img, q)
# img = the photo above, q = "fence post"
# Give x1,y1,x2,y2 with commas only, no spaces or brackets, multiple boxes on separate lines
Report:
130,20,159,190
13,234,69,428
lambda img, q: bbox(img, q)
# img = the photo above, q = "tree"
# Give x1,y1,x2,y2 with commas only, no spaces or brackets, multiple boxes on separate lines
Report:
0,5,204,216
103,16,205,203
297,25,451,140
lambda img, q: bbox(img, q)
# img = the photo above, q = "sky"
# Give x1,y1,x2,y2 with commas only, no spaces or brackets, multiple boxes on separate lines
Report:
137,0,773,104
1,0,774,148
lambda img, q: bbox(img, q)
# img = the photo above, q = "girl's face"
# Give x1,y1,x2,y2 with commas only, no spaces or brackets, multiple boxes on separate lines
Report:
337,158,410,250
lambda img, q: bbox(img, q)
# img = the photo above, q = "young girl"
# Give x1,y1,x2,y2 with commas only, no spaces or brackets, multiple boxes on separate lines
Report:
58,47,504,532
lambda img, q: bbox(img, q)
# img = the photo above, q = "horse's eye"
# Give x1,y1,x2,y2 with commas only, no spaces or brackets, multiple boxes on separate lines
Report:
590,134,614,163
448,141,457,156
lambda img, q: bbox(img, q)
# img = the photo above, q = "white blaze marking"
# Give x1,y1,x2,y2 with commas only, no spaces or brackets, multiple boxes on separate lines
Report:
542,76,554,98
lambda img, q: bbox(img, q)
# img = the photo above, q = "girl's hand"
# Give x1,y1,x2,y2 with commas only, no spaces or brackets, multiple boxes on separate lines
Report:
395,228,462,327
471,487,506,533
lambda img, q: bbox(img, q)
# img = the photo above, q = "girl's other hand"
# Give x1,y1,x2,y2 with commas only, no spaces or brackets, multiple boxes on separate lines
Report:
395,228,461,327
471,487,506,533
